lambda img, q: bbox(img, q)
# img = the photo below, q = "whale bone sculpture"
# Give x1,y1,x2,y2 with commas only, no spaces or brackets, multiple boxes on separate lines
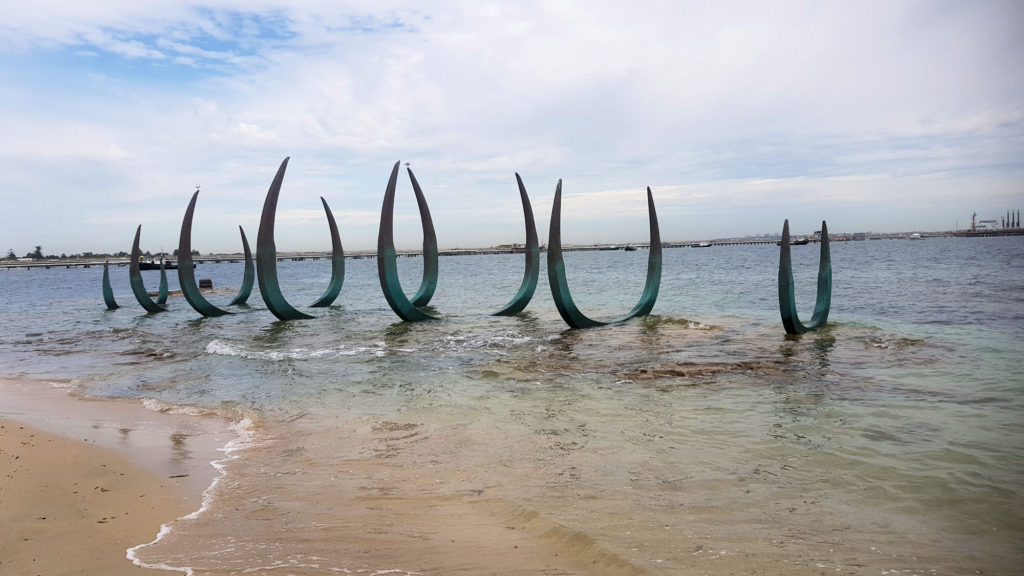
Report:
227,226,254,306
177,190,231,317
310,196,345,308
102,261,118,310
128,225,167,314
493,173,540,316
256,157,314,321
377,161,439,321
547,180,662,328
777,219,831,334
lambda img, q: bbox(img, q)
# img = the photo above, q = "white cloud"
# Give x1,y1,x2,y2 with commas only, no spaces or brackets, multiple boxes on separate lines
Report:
0,1,1022,255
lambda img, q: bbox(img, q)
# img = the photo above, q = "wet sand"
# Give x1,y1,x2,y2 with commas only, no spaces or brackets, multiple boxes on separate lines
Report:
0,419,190,575
0,378,234,575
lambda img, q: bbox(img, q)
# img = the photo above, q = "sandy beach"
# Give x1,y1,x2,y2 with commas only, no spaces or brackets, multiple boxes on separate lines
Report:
0,379,235,576
1,419,191,575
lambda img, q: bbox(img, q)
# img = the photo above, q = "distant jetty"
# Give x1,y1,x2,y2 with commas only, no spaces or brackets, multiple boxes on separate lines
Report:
3,229,1021,270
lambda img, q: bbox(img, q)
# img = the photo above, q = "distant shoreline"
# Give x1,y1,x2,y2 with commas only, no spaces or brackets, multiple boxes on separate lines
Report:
3,228,1022,270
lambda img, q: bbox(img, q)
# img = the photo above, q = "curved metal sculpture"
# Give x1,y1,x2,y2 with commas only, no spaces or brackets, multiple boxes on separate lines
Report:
407,168,438,307
493,173,539,316
178,191,230,317
228,226,254,306
256,157,314,321
377,161,439,321
102,260,118,310
156,261,169,306
128,225,167,314
778,219,831,334
310,196,345,307
547,181,662,328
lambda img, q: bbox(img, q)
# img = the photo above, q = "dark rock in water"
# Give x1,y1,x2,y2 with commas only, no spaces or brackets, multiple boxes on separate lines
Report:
199,279,213,289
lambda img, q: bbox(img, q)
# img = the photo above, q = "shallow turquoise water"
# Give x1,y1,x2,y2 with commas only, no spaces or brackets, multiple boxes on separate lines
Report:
1,235,1022,574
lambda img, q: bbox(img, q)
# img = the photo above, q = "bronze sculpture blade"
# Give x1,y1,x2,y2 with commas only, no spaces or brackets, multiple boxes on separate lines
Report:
406,167,438,307
310,196,345,307
178,191,230,317
128,225,166,314
493,173,540,316
228,226,254,306
377,161,439,321
256,157,314,321
156,260,169,306
778,219,831,334
547,181,662,328
102,260,118,310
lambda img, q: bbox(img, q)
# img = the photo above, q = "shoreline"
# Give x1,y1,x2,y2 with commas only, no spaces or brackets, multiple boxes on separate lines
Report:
0,378,241,575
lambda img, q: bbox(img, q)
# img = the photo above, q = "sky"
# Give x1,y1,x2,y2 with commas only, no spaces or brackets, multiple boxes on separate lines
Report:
1,0,1022,255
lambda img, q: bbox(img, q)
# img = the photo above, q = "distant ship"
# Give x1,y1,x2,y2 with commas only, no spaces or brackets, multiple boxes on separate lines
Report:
138,259,194,270
776,238,810,246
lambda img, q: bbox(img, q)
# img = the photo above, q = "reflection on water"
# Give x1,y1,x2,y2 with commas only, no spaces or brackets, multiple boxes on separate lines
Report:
1,237,1023,574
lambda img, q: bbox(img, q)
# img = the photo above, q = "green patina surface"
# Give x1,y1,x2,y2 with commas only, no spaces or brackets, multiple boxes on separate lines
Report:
102,261,118,310
156,262,169,306
405,168,438,308
228,226,254,306
778,219,831,334
178,190,230,317
256,157,314,321
128,225,166,314
493,173,540,316
310,196,345,308
547,181,662,329
377,161,439,322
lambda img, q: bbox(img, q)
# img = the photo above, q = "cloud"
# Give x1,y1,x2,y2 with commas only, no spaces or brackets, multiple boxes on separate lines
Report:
0,1,1022,255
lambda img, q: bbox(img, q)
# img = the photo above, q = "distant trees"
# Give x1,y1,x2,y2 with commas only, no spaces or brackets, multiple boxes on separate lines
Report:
2,248,133,261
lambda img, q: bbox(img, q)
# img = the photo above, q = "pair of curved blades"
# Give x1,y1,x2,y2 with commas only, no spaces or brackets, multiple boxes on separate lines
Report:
778,219,831,334
121,220,253,315
256,157,345,321
376,163,542,321
376,161,440,321
119,204,255,315
547,181,662,328
176,191,255,317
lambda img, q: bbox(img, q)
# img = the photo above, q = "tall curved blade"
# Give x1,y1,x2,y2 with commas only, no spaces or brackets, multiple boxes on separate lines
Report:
494,173,540,316
377,161,438,322
778,219,832,334
102,260,119,310
256,157,314,321
228,226,254,306
156,260,169,306
128,225,166,313
547,181,661,329
406,167,438,308
178,190,230,317
310,196,345,307
622,187,662,318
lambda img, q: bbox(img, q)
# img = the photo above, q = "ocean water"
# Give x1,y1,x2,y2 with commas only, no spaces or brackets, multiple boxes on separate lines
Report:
1,235,1022,575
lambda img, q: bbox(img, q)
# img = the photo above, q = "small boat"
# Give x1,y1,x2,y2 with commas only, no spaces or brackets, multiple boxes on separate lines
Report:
908,233,923,240
777,238,810,246
623,245,637,252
